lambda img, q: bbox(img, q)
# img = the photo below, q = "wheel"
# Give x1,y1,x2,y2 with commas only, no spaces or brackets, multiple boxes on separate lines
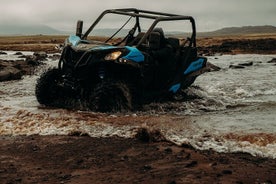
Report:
87,80,132,112
35,68,69,108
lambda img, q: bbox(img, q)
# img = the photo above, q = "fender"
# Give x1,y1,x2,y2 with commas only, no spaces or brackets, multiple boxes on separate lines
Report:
122,46,144,63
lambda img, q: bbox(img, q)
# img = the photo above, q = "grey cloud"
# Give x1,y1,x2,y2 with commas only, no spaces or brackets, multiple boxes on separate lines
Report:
0,0,275,32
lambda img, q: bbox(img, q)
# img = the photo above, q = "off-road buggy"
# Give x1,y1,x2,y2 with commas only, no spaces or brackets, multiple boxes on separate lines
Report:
36,8,208,112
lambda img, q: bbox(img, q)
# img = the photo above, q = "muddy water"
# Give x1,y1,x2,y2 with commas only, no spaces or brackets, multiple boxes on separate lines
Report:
1,52,276,158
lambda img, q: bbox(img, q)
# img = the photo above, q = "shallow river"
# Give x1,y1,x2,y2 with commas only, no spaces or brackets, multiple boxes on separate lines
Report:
1,52,276,158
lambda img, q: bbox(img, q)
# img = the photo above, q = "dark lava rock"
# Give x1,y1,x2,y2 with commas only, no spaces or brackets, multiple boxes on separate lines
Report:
199,38,276,54
135,127,166,143
33,51,48,61
268,58,276,63
229,65,245,69
238,61,253,66
0,51,7,55
0,52,46,82
48,54,61,60
0,65,23,81
229,61,254,69
14,52,23,55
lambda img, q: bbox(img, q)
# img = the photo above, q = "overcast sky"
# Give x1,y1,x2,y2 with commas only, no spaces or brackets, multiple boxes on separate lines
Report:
0,0,275,32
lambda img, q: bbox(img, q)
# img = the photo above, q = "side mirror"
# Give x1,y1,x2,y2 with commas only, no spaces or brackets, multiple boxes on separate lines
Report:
76,20,83,38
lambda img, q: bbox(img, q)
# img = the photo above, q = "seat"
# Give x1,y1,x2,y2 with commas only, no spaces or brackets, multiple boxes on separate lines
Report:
149,32,161,50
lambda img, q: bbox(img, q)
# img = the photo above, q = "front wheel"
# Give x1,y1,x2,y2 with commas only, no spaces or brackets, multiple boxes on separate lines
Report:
35,68,69,108
87,80,132,112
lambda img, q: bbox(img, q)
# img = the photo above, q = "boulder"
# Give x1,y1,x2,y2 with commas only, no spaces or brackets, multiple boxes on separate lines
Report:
0,66,23,81
238,61,253,66
14,52,23,55
0,51,7,55
33,51,48,61
0,51,47,82
267,58,276,63
229,65,245,69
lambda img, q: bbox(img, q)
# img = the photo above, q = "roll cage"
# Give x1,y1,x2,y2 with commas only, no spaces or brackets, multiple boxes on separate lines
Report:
81,8,197,48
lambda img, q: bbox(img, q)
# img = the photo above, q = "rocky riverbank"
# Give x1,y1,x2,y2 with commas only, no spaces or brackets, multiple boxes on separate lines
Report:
0,51,49,81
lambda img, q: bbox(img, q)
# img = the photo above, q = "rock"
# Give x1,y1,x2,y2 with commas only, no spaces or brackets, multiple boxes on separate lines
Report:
238,61,253,66
229,65,245,69
0,51,7,55
206,62,221,72
268,58,276,63
0,66,23,81
33,51,48,61
48,54,61,60
14,52,23,55
229,61,254,69
135,127,166,142
25,55,43,66
0,57,43,82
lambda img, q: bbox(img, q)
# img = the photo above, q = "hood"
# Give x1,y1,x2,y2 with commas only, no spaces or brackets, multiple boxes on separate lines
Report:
65,35,144,63
66,35,113,51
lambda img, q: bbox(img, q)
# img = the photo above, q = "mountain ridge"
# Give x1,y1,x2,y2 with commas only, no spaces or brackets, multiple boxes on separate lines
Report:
199,25,276,37
0,24,276,36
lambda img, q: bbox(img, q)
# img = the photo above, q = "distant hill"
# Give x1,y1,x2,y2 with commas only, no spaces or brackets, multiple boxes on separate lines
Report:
1,24,276,37
0,24,64,35
199,25,276,37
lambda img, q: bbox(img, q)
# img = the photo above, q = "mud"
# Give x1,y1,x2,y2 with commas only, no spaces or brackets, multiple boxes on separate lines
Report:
0,135,275,184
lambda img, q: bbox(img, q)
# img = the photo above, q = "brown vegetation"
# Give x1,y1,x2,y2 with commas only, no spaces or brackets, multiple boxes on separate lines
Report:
0,33,276,54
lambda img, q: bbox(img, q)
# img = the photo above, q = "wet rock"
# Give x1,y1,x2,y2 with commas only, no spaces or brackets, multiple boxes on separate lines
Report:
267,58,276,63
33,51,48,61
25,55,43,66
48,54,61,60
0,56,44,81
238,61,253,66
14,52,23,55
229,64,245,69
0,65,23,81
206,62,221,72
229,61,254,69
135,127,166,142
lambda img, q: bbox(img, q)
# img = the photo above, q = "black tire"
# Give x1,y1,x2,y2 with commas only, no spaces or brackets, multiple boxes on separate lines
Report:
35,68,68,107
87,80,132,112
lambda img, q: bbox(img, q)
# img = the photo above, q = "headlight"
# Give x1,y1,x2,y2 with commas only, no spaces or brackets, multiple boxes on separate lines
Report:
104,51,122,61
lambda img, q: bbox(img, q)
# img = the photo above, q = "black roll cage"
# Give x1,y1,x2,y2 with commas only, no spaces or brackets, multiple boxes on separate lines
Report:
82,8,197,47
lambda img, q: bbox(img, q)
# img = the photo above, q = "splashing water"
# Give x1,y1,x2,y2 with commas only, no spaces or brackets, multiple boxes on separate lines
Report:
1,52,276,158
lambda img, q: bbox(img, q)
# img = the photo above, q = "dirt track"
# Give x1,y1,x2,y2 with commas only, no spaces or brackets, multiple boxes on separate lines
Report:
0,135,275,184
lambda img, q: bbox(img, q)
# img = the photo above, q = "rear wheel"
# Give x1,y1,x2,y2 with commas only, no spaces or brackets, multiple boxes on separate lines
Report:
88,80,132,112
